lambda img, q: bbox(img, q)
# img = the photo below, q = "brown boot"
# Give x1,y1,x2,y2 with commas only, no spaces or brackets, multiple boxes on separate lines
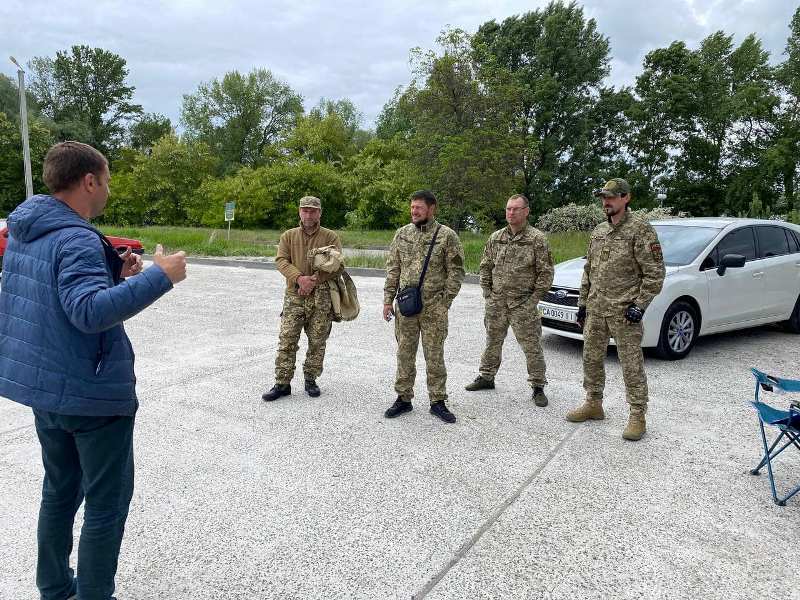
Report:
622,410,646,441
565,398,605,422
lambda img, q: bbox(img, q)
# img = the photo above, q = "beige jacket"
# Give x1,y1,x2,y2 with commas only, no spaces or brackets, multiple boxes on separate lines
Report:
309,245,360,322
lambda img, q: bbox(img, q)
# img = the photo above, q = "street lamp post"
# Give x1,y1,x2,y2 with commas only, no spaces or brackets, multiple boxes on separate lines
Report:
10,56,33,199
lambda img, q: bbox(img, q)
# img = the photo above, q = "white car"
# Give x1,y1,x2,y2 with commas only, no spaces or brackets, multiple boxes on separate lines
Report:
538,218,800,359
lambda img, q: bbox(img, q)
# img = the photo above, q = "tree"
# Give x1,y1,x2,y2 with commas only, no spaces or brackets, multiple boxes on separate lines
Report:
104,135,217,225
0,74,42,121
28,46,142,154
194,160,351,229
400,28,522,230
0,111,53,213
472,1,612,209
129,112,172,152
763,7,800,214
181,68,303,170
284,98,371,165
345,137,423,229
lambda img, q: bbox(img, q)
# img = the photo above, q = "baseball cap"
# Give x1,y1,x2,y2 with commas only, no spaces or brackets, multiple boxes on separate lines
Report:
299,196,322,209
593,178,631,198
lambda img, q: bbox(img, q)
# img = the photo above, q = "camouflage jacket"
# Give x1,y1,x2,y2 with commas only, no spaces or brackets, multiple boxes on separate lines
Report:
383,220,465,307
479,224,554,308
579,210,666,315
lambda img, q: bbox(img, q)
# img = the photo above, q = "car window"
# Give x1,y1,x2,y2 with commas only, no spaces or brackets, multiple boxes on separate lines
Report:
788,229,800,253
714,227,757,263
756,225,790,258
652,225,721,266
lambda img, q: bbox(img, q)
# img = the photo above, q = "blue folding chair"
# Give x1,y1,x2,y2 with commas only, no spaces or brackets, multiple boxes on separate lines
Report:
749,368,800,506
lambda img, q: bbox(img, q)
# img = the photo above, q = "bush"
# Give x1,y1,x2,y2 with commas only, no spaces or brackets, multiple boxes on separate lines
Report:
536,203,604,232
536,203,679,232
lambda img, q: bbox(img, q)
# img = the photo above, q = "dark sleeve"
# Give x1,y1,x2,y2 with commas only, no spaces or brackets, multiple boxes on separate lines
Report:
56,231,173,334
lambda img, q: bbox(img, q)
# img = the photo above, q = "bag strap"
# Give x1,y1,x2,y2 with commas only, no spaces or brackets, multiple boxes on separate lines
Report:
418,225,441,287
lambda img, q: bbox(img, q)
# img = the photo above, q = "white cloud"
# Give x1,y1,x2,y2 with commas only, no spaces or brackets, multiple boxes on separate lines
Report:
1,0,796,128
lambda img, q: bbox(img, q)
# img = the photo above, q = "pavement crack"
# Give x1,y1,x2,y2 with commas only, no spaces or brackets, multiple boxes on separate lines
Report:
411,427,578,600
0,423,34,438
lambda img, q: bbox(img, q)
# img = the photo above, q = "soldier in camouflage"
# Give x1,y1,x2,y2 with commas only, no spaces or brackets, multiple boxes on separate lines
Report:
566,178,666,440
465,194,555,406
383,190,465,423
262,196,342,402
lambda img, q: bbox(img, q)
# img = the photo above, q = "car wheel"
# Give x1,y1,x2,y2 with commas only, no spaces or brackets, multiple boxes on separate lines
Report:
785,295,800,334
655,301,698,360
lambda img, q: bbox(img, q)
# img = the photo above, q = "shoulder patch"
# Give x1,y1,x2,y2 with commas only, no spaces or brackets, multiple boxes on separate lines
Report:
650,242,663,262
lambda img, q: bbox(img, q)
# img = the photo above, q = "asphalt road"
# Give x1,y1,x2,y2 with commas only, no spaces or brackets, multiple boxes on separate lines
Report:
1,262,798,599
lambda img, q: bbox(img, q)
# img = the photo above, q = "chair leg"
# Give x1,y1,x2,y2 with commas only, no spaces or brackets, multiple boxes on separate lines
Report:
756,428,800,506
756,422,783,504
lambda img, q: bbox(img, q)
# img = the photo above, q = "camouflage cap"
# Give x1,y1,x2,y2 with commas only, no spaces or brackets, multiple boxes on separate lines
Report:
593,178,631,198
299,195,322,209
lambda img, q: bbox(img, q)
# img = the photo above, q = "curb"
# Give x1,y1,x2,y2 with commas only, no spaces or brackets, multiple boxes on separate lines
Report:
142,255,480,284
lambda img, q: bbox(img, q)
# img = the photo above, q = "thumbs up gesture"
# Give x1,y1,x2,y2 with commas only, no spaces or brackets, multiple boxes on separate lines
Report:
153,243,187,284
119,247,143,278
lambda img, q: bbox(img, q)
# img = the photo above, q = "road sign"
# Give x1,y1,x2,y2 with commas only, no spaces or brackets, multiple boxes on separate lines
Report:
224,201,235,222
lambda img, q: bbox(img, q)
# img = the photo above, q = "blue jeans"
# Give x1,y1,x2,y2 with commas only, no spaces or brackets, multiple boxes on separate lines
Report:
33,409,135,600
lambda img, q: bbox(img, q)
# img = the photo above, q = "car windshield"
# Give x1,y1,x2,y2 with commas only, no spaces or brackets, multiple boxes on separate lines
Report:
653,224,721,266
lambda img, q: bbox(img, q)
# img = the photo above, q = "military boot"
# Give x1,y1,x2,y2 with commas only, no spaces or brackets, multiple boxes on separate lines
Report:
622,409,646,441
262,383,291,402
565,398,605,422
304,379,321,397
532,387,548,407
465,376,495,391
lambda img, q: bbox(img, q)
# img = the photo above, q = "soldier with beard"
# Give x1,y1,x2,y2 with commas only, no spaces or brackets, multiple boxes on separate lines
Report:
566,178,665,441
262,196,342,402
383,190,465,423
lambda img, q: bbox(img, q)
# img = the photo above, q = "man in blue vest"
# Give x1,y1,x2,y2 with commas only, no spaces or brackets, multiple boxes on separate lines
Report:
0,141,187,600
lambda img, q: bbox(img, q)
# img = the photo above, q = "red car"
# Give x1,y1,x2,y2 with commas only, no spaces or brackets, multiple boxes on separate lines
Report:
0,218,144,273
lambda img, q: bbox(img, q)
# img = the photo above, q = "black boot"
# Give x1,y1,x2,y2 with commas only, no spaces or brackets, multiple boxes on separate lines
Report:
430,400,456,423
262,383,291,402
533,387,548,407
384,397,413,418
305,379,321,397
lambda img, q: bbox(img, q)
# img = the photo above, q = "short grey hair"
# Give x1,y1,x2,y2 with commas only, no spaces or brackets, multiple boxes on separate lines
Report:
507,194,529,207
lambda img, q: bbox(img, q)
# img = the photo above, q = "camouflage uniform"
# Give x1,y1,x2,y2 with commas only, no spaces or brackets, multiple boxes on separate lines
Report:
579,210,665,410
478,224,554,387
384,220,465,403
274,224,341,384
275,286,334,384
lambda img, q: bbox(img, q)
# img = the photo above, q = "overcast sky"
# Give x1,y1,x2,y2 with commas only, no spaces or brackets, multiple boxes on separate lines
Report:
1,0,797,129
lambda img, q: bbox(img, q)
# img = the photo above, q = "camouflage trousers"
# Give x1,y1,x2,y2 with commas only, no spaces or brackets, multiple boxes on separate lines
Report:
274,288,333,384
394,298,449,404
582,313,648,410
479,295,547,387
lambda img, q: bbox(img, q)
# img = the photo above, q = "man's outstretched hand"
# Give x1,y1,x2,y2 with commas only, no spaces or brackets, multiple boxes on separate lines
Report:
153,243,187,284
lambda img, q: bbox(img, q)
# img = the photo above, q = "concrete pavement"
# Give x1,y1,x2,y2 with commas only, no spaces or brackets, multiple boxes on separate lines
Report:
1,262,798,599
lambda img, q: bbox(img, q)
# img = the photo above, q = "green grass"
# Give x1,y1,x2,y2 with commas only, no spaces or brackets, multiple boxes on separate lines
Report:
99,225,589,273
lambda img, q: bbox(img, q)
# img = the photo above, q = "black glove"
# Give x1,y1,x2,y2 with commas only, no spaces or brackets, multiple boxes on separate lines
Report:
624,304,644,324
576,306,587,329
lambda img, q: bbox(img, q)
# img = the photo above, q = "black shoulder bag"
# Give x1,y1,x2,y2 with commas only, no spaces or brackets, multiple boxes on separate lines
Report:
396,225,441,317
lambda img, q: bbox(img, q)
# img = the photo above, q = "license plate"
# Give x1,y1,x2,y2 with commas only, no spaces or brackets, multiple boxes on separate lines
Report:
540,305,577,322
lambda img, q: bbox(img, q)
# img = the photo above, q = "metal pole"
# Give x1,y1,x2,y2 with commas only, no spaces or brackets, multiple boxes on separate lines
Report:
227,220,231,241
10,57,33,198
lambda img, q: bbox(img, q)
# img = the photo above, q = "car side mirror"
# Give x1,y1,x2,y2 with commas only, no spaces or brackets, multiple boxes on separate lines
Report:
716,253,746,276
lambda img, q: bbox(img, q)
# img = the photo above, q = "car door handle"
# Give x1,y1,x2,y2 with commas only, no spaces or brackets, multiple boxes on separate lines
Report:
752,272,764,278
